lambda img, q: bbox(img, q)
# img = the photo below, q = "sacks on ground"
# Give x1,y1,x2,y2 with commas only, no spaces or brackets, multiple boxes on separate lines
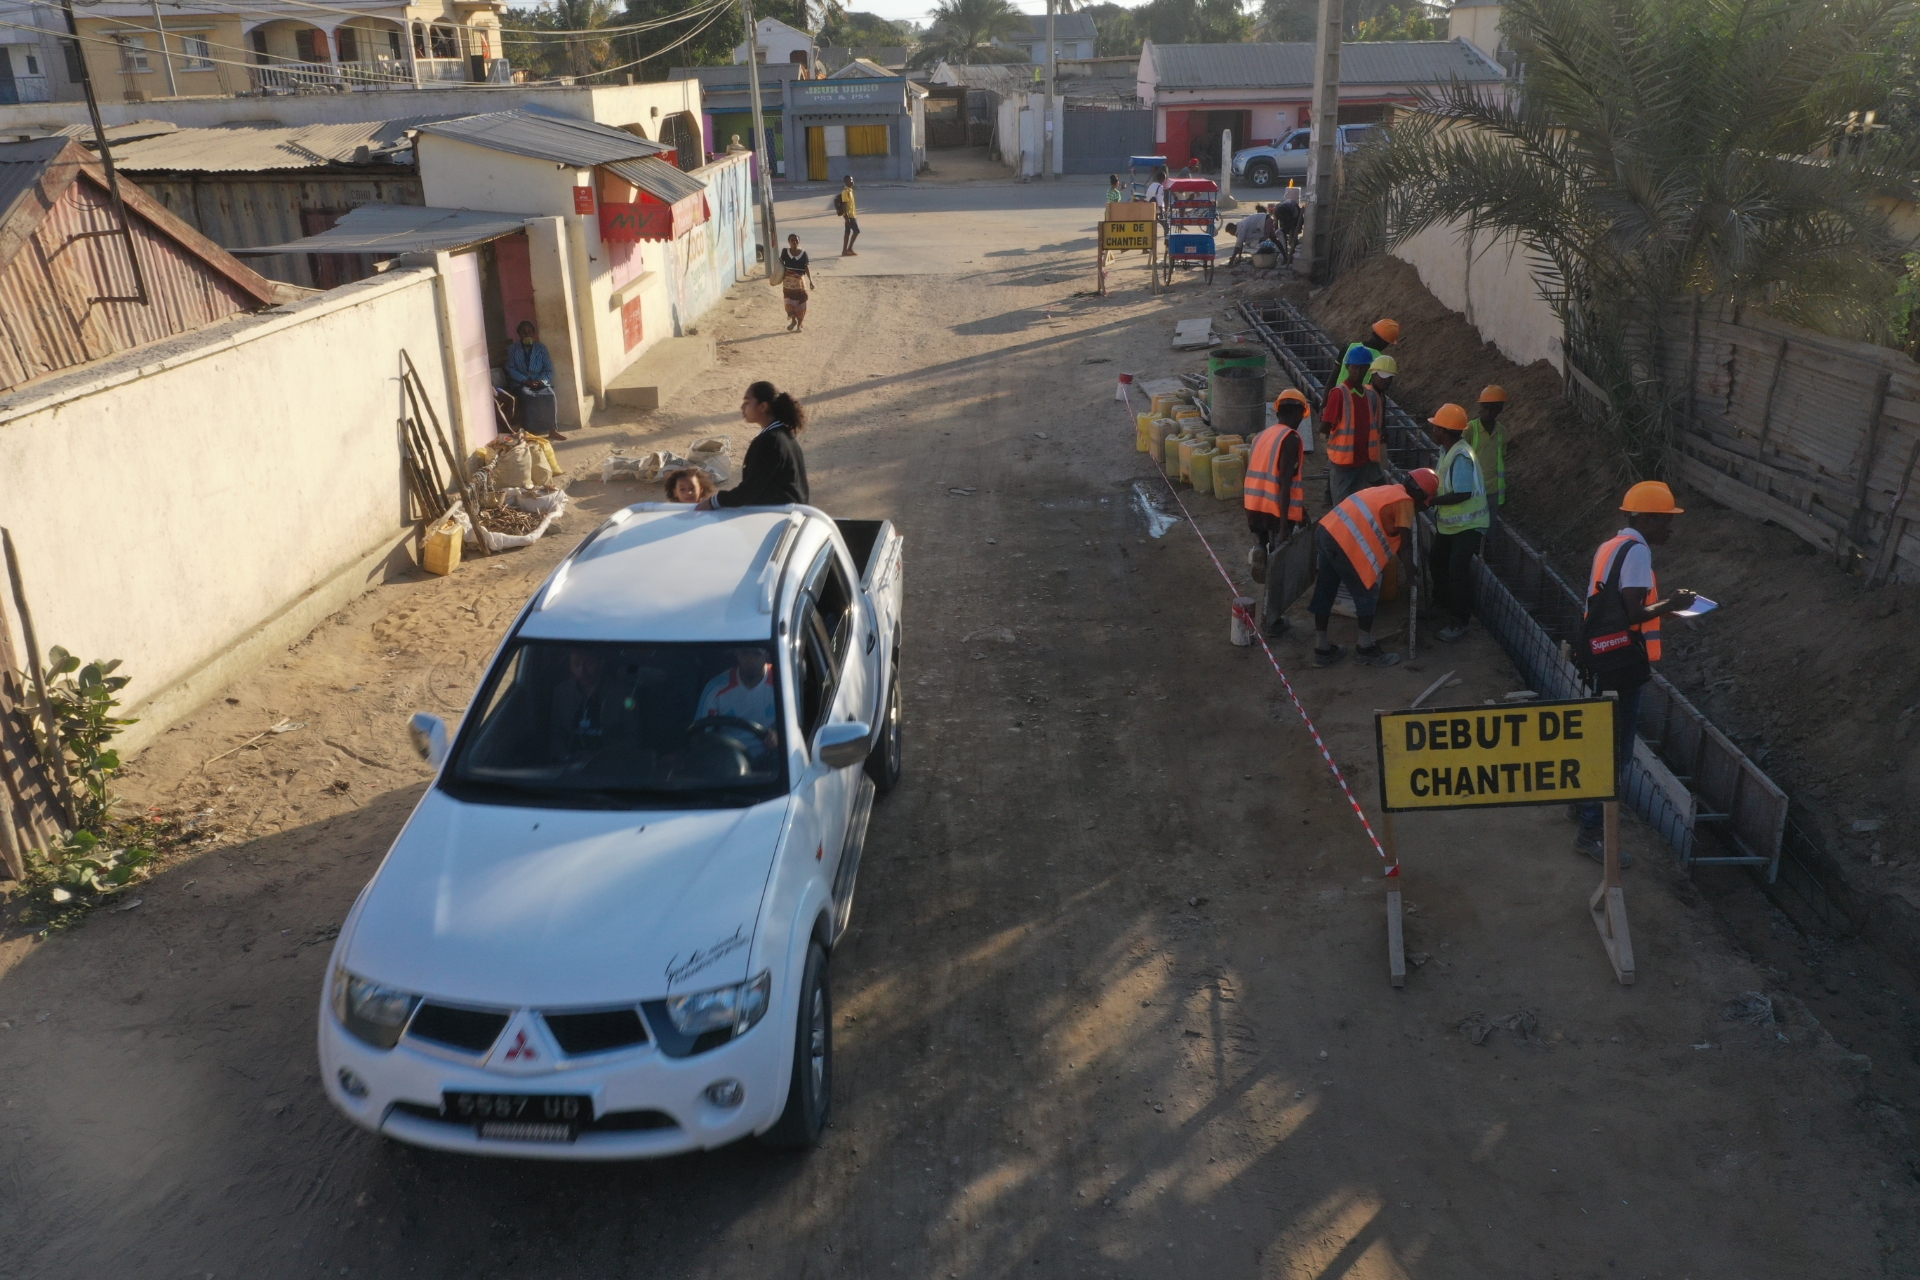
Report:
526,435,559,485
501,486,569,518
602,450,687,483
687,436,731,484
493,440,534,490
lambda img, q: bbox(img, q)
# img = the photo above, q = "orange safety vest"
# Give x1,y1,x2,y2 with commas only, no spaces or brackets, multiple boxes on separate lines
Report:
1586,534,1661,661
1319,484,1410,590
1243,423,1305,523
1322,382,1381,468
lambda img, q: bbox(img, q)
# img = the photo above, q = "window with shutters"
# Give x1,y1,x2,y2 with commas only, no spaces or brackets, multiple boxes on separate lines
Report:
846,125,889,156
116,36,150,73
181,34,213,71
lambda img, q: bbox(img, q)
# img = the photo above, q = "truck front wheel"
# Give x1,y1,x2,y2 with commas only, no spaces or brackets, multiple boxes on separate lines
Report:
1247,160,1278,187
759,943,832,1150
865,663,902,794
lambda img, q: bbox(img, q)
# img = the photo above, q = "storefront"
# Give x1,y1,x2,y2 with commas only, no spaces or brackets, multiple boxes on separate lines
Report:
784,76,924,183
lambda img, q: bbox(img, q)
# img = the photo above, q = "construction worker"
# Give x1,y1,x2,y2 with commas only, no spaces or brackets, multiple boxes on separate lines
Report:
1365,352,1397,394
1245,389,1310,636
1464,385,1509,510
1425,403,1488,642
1309,468,1439,668
1322,344,1383,506
1573,482,1699,863
1356,317,1399,357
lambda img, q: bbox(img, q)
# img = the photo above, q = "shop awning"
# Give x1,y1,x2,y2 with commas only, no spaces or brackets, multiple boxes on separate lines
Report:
604,156,706,205
596,158,709,243
235,205,535,256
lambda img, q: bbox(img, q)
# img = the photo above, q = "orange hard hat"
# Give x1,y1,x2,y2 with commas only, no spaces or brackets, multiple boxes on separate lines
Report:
1274,388,1310,411
1408,467,1439,501
1372,318,1401,344
1479,384,1508,403
1621,481,1684,515
1428,403,1469,433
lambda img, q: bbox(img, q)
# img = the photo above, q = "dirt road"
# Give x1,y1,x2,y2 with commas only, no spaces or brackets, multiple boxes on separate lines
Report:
1,183,1915,1279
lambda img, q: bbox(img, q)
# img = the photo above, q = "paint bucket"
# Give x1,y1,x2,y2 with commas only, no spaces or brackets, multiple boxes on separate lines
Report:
1210,365,1267,437
1212,450,1246,499
422,515,463,576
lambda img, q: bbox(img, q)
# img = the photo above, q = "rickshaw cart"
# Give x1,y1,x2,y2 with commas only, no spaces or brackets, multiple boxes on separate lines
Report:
1161,177,1218,286
1128,155,1169,200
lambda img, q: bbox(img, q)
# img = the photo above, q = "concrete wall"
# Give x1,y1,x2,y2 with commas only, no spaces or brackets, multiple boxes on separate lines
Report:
1390,219,1564,372
0,267,452,751
665,153,753,334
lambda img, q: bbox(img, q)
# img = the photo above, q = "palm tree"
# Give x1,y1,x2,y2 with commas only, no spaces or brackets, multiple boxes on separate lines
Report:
911,0,1031,67
1340,0,1920,479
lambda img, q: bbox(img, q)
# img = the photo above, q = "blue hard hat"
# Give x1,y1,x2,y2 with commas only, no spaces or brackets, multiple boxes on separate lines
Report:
1343,343,1375,366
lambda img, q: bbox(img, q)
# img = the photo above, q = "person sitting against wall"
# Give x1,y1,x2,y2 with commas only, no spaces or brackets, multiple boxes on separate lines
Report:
699,381,809,509
505,321,565,442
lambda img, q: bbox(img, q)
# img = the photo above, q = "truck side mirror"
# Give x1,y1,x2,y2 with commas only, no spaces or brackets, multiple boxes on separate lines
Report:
813,721,870,769
409,712,450,768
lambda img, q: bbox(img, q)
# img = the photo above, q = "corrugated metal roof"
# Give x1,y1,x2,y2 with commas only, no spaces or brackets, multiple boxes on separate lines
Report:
414,109,670,167
0,138,67,231
233,204,533,256
1148,39,1505,90
605,156,707,205
110,118,450,173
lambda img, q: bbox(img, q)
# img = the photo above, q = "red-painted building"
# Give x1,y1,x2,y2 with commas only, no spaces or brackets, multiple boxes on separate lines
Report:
1136,39,1506,170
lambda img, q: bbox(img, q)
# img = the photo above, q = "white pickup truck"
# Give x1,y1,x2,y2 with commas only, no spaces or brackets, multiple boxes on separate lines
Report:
318,505,904,1159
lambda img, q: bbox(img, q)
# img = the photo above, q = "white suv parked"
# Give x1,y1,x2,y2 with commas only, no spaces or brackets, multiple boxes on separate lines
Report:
1231,123,1382,187
319,505,904,1159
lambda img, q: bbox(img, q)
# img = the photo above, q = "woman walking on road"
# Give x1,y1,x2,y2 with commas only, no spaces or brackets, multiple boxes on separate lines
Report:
779,234,813,332
702,381,810,508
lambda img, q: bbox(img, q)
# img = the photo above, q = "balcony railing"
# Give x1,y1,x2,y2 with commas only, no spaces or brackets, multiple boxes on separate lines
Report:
252,56,509,92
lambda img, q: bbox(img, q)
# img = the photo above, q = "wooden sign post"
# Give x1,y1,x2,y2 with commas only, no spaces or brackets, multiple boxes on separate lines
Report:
1098,209,1158,297
1373,698,1631,986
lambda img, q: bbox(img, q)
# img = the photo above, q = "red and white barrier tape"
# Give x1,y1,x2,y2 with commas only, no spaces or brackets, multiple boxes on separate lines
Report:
1121,391,1397,876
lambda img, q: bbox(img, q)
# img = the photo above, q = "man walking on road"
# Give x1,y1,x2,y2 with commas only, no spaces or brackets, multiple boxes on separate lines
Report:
838,176,860,256
1322,345,1384,506
1425,403,1489,643
1309,468,1438,668
1245,388,1310,636
1574,482,1699,864
1465,385,1510,511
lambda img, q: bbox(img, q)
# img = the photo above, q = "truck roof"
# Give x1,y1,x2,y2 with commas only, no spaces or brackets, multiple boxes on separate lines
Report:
519,507,805,643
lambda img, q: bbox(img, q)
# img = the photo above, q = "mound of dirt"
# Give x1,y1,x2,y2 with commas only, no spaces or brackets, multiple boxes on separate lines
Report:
1312,256,1920,943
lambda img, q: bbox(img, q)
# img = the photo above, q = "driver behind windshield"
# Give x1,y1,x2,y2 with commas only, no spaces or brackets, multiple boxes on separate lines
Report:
695,646,777,728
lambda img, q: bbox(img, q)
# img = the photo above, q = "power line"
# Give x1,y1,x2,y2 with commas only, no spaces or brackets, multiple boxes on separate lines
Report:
37,0,735,47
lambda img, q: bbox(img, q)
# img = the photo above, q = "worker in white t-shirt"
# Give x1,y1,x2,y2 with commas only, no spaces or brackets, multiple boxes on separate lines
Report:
695,647,779,728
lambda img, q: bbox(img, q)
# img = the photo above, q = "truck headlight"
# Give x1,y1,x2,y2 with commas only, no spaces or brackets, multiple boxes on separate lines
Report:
666,971,773,1038
330,966,421,1050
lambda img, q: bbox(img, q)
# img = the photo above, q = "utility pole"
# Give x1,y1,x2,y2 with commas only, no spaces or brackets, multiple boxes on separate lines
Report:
147,0,178,98
741,0,779,278
59,0,149,305
1042,0,1055,179
1301,0,1341,282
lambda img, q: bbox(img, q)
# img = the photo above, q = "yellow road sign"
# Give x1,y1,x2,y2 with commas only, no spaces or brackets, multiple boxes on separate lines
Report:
1374,699,1617,812
1100,220,1156,251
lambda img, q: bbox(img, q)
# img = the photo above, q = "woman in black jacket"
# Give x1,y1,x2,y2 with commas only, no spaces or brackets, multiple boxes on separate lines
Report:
707,381,810,508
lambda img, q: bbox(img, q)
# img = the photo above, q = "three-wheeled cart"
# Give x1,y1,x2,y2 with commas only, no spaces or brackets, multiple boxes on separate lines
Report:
1128,155,1168,201
1161,177,1218,285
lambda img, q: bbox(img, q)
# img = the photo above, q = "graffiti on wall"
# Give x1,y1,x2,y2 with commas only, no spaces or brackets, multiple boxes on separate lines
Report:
666,153,755,336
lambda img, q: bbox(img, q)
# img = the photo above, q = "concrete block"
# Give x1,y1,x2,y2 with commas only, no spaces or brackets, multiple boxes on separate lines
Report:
605,331,718,411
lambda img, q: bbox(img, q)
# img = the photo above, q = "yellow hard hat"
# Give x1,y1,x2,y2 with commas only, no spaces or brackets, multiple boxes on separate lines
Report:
1368,355,1397,378
1479,384,1508,403
1372,318,1401,344
1620,481,1684,515
1428,403,1469,432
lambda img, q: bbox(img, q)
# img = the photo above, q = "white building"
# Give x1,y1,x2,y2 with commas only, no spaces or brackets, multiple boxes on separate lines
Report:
992,14,1096,63
734,17,815,72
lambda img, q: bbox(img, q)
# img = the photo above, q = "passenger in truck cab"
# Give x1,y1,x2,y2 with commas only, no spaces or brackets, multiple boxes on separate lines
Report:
549,648,625,757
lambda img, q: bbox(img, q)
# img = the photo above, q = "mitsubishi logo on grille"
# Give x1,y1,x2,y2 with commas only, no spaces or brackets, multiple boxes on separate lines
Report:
503,1029,538,1062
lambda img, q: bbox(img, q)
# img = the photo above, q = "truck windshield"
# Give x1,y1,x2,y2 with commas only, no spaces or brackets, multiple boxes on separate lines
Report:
442,640,787,809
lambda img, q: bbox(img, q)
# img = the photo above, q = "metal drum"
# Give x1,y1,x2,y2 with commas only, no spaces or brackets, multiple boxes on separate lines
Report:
1210,364,1267,436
